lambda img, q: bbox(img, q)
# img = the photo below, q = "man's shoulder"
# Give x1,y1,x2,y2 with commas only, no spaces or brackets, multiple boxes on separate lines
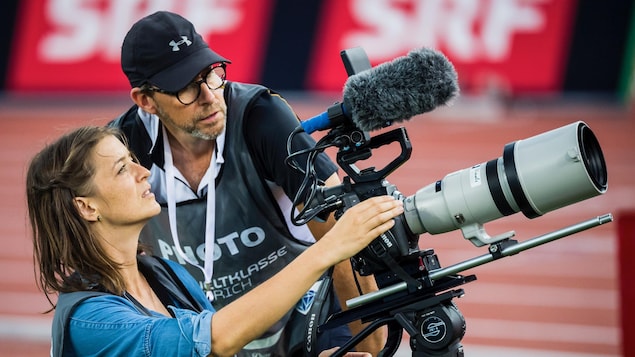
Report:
108,104,141,129
225,81,271,105
107,105,157,168
226,81,267,92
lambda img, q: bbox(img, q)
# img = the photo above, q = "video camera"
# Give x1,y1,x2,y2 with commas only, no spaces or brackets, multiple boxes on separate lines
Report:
286,47,610,357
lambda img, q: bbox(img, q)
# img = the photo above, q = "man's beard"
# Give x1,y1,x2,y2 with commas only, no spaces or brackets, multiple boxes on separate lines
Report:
155,104,224,141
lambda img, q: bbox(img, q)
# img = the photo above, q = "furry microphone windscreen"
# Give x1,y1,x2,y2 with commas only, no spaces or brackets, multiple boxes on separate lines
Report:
343,48,459,132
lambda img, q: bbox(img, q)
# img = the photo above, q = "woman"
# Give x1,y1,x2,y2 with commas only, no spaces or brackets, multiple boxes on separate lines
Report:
26,126,404,357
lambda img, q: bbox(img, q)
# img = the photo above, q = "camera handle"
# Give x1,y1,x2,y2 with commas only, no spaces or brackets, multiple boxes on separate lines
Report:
335,126,412,184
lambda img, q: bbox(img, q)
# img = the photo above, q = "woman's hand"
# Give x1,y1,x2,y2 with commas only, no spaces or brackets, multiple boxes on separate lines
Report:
209,195,402,357
315,195,404,266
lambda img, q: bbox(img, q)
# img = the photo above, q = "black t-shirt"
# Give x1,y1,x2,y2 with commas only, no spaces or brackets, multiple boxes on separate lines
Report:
242,91,338,203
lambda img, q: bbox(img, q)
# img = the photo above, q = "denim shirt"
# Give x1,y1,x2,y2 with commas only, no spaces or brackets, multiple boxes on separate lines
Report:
57,259,216,357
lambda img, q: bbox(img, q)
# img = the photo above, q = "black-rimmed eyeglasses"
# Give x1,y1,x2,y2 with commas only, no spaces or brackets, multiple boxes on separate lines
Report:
147,63,227,105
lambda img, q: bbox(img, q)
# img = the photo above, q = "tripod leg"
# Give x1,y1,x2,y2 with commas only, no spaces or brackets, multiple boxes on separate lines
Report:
329,317,394,357
377,320,404,357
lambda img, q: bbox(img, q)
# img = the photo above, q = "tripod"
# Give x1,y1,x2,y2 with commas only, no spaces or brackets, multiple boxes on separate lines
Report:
320,246,472,357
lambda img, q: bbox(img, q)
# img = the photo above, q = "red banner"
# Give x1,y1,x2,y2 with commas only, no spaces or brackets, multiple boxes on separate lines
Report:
307,0,576,95
9,0,576,95
8,0,273,92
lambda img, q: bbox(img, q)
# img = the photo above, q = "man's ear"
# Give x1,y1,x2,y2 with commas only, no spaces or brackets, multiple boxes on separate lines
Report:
74,197,99,222
130,88,158,115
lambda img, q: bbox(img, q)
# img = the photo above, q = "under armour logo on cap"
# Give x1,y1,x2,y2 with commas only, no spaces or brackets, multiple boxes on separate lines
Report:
169,36,192,51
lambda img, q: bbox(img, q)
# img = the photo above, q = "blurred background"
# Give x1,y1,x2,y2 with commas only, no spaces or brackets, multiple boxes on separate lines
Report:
0,0,633,356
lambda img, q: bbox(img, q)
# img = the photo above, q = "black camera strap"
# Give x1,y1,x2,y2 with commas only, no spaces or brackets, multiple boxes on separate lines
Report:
304,267,334,357
369,240,422,292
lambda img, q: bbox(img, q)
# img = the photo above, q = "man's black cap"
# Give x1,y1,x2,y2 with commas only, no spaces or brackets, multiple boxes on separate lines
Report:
121,11,231,92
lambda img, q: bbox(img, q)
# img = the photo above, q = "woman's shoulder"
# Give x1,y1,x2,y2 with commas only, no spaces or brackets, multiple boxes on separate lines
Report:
139,255,214,311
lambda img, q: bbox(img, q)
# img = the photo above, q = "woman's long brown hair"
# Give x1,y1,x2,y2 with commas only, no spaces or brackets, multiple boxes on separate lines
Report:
26,126,131,309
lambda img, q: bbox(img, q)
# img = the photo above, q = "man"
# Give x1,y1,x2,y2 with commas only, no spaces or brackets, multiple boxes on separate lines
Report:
111,11,384,356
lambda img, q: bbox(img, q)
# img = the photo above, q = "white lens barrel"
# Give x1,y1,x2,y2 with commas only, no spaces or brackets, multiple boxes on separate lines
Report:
506,121,607,217
403,121,607,235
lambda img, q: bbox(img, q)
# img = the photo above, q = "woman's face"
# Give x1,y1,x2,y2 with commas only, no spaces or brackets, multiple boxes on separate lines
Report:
86,135,161,226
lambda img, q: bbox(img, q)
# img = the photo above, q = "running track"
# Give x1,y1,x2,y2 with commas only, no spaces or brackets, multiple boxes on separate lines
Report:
0,94,632,356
